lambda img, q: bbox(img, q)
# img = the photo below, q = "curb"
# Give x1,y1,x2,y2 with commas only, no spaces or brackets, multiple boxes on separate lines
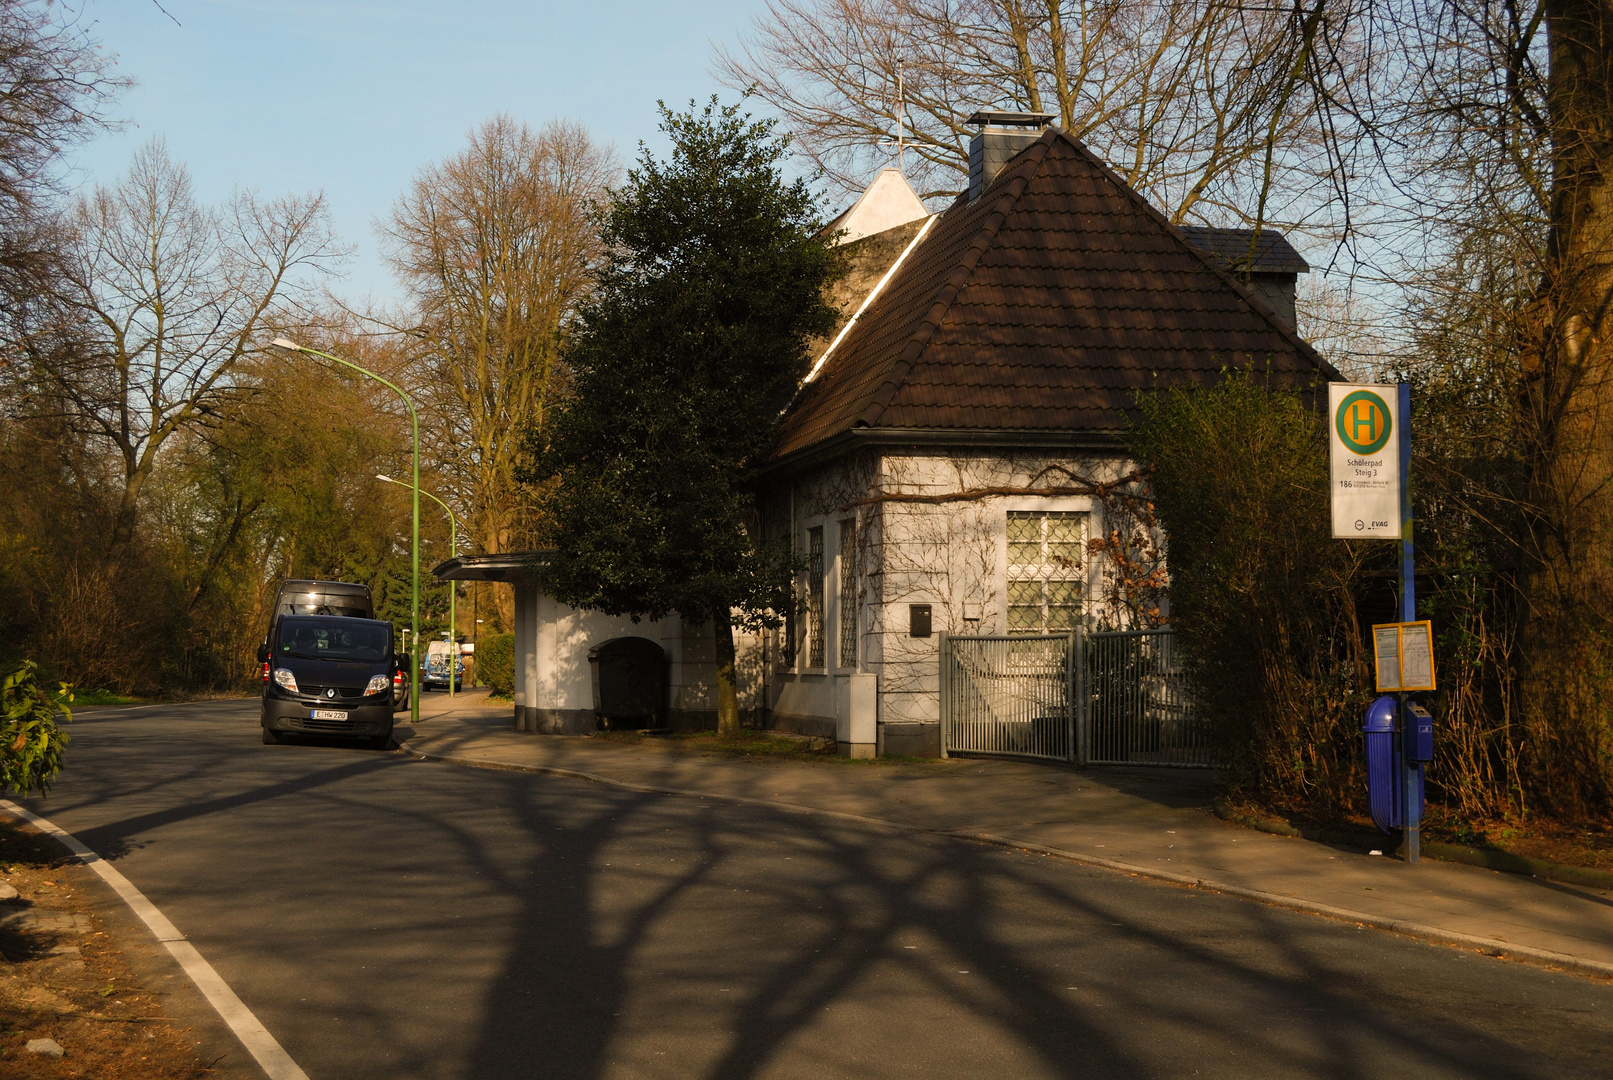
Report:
401,740,1613,982
1212,799,1613,892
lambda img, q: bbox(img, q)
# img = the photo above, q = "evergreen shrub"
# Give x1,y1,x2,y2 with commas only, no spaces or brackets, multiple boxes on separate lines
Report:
479,633,515,698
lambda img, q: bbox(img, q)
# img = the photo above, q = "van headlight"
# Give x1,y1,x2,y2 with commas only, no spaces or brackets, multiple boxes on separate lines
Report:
364,675,390,696
273,668,299,693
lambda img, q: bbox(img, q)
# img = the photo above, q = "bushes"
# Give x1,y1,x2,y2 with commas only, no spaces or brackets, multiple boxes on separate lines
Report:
1131,375,1381,821
1,661,72,796
478,633,515,698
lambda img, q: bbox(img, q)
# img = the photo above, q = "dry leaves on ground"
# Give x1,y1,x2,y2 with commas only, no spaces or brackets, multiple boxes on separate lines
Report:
0,818,220,1079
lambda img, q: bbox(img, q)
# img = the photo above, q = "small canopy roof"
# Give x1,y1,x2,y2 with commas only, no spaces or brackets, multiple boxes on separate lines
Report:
431,551,550,582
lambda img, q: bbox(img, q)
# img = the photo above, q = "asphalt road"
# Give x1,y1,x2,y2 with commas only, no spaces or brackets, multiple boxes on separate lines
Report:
16,700,1613,1080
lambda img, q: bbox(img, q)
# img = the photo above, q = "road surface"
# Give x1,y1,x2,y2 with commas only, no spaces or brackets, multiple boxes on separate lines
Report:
18,700,1613,1079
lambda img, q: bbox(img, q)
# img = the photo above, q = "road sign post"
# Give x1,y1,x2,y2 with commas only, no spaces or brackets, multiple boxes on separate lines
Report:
1395,381,1420,862
1333,381,1425,863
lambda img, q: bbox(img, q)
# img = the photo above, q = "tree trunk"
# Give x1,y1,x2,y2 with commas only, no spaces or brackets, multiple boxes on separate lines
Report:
713,605,741,737
1518,0,1613,815
110,465,150,548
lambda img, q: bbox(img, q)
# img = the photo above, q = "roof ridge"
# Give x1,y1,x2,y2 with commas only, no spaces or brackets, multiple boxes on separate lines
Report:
853,139,1050,429
1046,129,1335,378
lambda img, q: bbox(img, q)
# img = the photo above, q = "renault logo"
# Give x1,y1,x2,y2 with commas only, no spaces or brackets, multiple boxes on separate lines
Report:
326,688,336,699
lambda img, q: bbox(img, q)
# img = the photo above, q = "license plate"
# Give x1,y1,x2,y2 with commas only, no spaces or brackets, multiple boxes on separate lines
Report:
311,709,349,721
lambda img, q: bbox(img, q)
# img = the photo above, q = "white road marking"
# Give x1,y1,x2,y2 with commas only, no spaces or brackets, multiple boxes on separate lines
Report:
0,800,310,1080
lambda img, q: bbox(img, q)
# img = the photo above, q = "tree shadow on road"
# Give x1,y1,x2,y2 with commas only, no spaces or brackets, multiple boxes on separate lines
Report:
457,765,1604,1080
28,711,1613,1080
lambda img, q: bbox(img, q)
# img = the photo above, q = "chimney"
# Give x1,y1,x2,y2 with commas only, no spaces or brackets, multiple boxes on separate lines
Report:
1177,226,1311,334
967,110,1056,201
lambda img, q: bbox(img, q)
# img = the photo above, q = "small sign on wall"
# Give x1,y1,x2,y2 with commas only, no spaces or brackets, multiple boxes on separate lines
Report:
909,604,932,638
1373,620,1436,692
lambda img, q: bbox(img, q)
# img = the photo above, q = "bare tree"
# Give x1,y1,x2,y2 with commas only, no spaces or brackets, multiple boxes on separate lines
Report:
0,1,123,245
717,0,1358,228
22,140,345,547
381,115,615,625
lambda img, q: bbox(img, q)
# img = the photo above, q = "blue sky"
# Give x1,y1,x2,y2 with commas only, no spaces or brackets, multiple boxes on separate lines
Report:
69,0,777,303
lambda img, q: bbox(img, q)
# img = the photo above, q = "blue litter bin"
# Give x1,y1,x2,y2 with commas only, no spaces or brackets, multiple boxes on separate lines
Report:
1363,695,1429,835
1363,695,1400,832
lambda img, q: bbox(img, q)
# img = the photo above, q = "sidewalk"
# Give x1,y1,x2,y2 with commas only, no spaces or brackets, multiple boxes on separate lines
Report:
401,689,1613,979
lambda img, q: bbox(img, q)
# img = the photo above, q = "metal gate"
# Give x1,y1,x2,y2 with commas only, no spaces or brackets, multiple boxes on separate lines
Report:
941,628,1211,767
1085,629,1210,767
939,634,1074,762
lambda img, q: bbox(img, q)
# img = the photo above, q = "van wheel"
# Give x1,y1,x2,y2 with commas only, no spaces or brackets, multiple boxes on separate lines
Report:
262,727,281,745
371,734,392,751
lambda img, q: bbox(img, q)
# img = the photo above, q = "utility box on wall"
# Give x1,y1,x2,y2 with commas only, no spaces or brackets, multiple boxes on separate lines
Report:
840,673,877,759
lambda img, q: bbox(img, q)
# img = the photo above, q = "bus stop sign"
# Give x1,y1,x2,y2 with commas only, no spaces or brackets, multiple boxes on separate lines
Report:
1329,384,1402,539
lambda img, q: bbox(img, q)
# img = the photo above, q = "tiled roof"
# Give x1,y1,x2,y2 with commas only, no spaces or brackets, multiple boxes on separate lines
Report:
774,129,1335,460
1177,225,1310,274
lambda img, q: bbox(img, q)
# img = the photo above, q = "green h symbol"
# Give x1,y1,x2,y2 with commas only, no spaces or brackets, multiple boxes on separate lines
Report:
1350,402,1378,443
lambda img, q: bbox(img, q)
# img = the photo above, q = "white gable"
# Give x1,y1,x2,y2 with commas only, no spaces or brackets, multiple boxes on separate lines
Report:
825,169,929,245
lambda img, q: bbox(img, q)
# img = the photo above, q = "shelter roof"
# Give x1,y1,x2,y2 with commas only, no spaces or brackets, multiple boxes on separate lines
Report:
432,552,550,583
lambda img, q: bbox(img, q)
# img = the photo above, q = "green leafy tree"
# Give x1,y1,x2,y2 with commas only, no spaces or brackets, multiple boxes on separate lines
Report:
526,98,840,736
1,660,71,796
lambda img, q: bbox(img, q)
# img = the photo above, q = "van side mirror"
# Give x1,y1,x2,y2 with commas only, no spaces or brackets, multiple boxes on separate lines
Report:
257,643,269,664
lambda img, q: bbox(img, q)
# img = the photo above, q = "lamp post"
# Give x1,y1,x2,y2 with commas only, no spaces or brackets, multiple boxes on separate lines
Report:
378,474,463,698
270,338,421,728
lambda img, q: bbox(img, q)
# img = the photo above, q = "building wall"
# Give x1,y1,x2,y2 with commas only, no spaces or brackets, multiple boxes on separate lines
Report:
764,448,1142,756
508,580,763,734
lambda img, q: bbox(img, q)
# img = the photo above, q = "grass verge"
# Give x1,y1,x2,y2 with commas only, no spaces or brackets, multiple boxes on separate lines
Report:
52,689,140,708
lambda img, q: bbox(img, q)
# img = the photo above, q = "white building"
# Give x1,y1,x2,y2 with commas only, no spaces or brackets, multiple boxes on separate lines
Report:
435,113,1331,756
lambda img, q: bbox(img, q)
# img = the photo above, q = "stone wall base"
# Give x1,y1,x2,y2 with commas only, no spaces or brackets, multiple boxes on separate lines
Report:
667,709,718,732
880,722,941,758
762,711,837,741
515,706,595,735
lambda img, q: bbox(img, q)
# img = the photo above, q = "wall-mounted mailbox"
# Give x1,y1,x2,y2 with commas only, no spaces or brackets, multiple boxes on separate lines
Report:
909,604,932,638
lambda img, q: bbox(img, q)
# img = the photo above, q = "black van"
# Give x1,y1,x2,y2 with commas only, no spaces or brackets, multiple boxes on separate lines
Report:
260,615,401,749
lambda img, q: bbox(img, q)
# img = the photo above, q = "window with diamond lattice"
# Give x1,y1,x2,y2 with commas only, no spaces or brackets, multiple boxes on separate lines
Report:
1007,512,1086,633
806,526,825,667
838,520,857,667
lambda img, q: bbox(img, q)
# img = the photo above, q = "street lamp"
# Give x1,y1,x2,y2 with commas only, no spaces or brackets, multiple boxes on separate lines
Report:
270,337,421,728
378,473,464,698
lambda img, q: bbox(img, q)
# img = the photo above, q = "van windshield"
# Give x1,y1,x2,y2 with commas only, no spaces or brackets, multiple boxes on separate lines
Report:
275,617,392,661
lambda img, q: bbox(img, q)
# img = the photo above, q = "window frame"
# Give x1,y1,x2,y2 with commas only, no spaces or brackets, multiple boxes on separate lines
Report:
1006,509,1089,635
805,523,826,669
838,517,858,668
